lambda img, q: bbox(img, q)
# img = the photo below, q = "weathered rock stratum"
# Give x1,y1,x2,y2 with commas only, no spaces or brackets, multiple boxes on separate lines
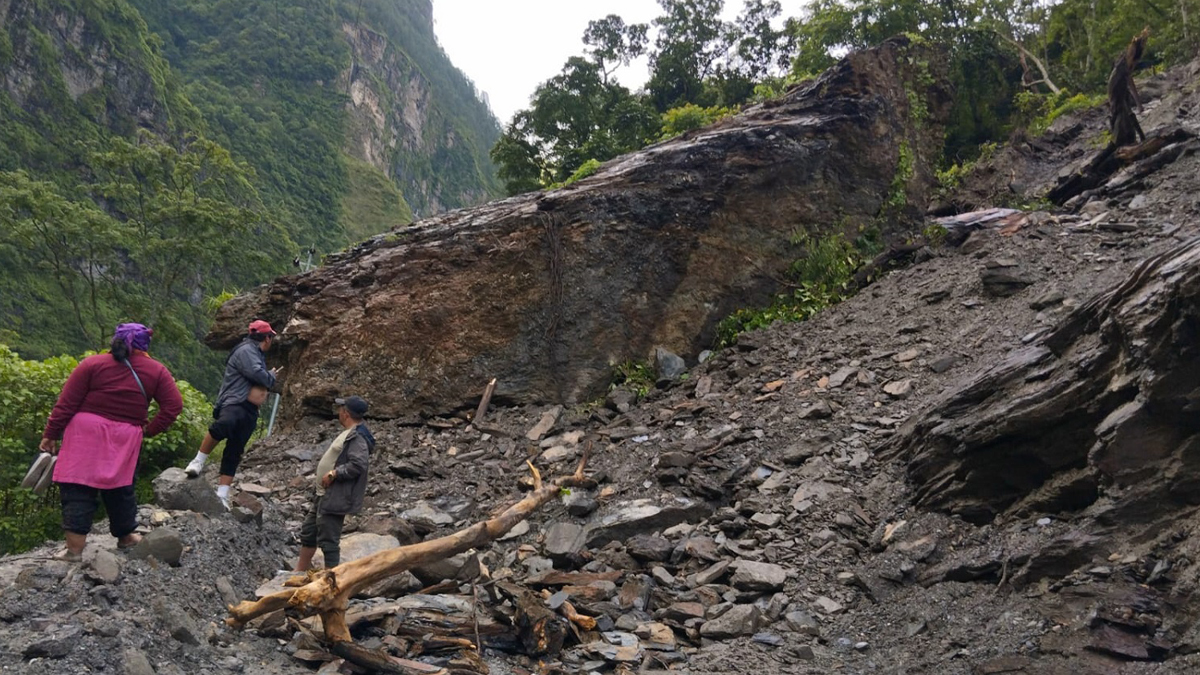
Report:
208,37,952,424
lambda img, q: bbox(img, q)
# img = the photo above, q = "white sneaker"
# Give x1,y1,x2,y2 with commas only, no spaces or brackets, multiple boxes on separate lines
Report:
218,492,231,510
184,456,205,478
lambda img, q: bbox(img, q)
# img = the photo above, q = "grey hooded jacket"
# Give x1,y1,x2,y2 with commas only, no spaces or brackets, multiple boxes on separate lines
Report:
214,337,276,410
320,423,374,516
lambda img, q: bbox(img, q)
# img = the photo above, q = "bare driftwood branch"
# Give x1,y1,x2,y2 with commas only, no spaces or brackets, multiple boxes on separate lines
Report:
994,30,1061,94
227,450,591,643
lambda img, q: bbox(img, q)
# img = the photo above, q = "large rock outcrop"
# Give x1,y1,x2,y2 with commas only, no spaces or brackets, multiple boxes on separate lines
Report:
208,38,952,423
887,236,1200,525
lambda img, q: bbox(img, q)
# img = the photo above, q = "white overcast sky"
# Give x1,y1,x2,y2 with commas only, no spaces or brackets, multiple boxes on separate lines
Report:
432,0,806,124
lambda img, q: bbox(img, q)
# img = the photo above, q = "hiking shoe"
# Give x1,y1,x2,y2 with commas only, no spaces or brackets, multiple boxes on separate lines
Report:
184,456,205,478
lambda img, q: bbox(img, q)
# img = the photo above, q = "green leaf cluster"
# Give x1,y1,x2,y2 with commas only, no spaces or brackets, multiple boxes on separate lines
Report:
493,1,795,195
611,360,657,399
716,230,869,346
0,344,211,553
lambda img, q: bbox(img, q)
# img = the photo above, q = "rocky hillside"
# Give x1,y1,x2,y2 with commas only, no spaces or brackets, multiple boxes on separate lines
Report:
207,37,952,425
4,44,1200,675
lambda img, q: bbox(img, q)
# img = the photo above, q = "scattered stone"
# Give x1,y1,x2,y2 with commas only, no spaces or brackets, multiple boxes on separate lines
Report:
752,632,784,647
635,621,676,649
981,267,1034,297
585,498,713,547
785,610,820,636
650,566,676,586
814,596,844,614
799,400,834,420
617,575,653,611
658,451,695,468
730,560,788,592
85,549,122,584
544,522,587,565
626,534,673,562
781,441,819,465
238,482,273,496
540,445,578,463
22,624,81,659
216,576,240,608
883,379,913,398
750,512,782,528
401,501,455,530
152,469,226,516
333,533,400,564
122,648,157,675
128,528,184,567
525,405,563,441
693,560,731,586
699,604,761,639
564,492,599,517
654,346,687,379
230,492,264,525
498,520,530,540
828,367,858,388
929,355,958,373
662,602,706,623
1029,288,1065,310
155,599,202,645
894,349,920,363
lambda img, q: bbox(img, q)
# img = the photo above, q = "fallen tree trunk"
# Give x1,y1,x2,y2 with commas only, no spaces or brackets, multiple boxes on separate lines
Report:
228,453,591,643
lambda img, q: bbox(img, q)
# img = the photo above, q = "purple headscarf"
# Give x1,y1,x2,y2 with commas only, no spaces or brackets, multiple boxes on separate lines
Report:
113,323,153,353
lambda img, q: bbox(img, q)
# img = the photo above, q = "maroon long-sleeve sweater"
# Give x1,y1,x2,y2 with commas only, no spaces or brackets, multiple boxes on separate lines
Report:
43,352,183,440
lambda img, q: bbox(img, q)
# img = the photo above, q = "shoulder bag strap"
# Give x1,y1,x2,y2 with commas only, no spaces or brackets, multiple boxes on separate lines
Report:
122,358,149,402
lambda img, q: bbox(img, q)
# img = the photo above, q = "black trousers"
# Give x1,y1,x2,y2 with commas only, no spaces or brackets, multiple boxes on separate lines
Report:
60,482,138,538
208,402,259,477
299,496,346,568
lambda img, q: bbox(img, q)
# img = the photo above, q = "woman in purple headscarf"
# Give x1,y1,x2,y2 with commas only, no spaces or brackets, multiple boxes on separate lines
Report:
40,323,183,561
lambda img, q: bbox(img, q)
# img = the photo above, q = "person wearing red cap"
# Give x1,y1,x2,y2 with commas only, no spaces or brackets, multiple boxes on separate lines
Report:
185,319,280,507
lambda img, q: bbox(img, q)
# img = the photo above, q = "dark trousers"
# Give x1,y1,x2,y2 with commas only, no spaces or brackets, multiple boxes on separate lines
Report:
299,496,346,568
60,482,138,538
208,402,259,477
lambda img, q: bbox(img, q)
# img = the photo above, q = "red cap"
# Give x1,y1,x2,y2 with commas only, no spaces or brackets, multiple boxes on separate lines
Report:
248,320,276,336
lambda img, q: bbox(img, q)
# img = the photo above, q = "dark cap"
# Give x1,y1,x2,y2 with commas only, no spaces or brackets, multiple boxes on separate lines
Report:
335,396,369,417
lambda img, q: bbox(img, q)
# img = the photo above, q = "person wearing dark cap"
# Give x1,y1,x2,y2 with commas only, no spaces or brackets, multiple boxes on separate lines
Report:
295,395,375,571
185,319,280,507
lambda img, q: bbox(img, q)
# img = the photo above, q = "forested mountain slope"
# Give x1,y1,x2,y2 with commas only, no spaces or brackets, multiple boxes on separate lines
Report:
0,0,501,391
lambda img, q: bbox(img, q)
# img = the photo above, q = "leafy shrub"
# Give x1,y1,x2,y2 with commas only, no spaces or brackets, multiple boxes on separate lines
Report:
0,345,211,553
1015,90,1106,136
716,231,866,346
611,360,656,398
660,103,736,139
547,158,603,190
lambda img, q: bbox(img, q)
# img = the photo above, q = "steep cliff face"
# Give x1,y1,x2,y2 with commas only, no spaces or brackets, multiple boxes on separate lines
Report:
0,0,187,171
341,21,493,218
208,38,953,424
129,0,501,247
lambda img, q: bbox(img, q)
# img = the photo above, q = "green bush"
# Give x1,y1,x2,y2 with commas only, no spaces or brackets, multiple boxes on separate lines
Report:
611,360,656,398
716,231,866,347
660,103,736,139
1015,90,1106,136
0,345,211,553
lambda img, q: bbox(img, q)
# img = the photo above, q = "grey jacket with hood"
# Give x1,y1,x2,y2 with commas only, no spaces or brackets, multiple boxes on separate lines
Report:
320,423,374,516
215,337,276,410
